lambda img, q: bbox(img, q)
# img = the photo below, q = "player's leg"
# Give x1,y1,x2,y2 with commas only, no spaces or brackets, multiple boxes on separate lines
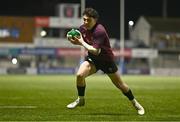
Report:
107,71,145,115
107,71,129,92
67,61,96,109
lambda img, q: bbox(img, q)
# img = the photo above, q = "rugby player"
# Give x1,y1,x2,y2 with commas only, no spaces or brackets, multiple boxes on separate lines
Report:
66,8,145,115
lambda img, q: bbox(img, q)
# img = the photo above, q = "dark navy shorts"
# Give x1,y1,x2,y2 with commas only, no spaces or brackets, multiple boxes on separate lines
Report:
85,56,118,74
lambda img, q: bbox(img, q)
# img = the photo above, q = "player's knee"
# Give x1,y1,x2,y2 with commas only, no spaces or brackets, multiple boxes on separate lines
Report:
76,73,85,80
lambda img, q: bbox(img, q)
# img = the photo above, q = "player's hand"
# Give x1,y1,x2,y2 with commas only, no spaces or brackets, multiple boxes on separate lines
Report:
67,34,81,45
73,33,84,45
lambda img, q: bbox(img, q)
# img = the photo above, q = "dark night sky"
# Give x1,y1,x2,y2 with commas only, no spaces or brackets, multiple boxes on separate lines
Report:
0,0,180,39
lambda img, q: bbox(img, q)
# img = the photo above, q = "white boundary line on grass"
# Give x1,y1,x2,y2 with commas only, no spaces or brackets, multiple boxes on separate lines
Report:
0,105,37,109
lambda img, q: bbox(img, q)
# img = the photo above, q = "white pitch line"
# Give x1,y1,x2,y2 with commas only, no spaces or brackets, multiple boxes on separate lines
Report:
0,105,37,109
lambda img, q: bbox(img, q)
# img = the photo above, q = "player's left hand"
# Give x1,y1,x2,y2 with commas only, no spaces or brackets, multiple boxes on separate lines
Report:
69,37,82,45
73,33,84,46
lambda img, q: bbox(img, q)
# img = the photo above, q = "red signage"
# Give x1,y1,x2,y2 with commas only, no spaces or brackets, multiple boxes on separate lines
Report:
56,48,132,58
112,49,132,57
56,48,86,57
35,17,49,27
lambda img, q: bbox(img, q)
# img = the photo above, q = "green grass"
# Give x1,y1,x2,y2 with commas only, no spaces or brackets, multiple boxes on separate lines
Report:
0,75,180,121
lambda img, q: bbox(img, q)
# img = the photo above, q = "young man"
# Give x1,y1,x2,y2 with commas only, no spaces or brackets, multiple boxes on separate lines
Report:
66,8,145,115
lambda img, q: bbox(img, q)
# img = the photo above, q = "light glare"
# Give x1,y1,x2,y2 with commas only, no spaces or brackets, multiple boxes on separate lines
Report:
12,58,17,64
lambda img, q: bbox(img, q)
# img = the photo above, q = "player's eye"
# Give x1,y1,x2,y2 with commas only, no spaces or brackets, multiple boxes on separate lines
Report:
83,18,91,23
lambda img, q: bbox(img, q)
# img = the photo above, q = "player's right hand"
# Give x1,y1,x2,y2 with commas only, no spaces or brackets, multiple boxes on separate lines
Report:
66,34,81,45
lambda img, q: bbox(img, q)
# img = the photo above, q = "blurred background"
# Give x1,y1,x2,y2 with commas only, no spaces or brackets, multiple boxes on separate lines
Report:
0,0,180,75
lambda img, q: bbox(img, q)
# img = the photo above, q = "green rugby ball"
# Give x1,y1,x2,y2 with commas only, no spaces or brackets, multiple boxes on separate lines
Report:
67,29,81,38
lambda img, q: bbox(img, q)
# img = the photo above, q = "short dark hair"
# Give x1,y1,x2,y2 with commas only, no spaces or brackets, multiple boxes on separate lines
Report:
83,8,99,20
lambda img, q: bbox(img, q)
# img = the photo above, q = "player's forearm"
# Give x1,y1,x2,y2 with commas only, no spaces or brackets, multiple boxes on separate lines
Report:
81,41,101,55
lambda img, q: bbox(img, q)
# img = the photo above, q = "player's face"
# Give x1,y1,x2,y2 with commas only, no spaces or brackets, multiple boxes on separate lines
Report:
83,15,96,30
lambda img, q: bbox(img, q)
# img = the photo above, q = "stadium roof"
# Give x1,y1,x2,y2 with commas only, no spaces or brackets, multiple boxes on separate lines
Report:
145,16,180,32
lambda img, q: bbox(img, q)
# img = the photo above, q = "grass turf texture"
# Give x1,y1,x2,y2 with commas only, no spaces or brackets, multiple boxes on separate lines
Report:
0,75,180,121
